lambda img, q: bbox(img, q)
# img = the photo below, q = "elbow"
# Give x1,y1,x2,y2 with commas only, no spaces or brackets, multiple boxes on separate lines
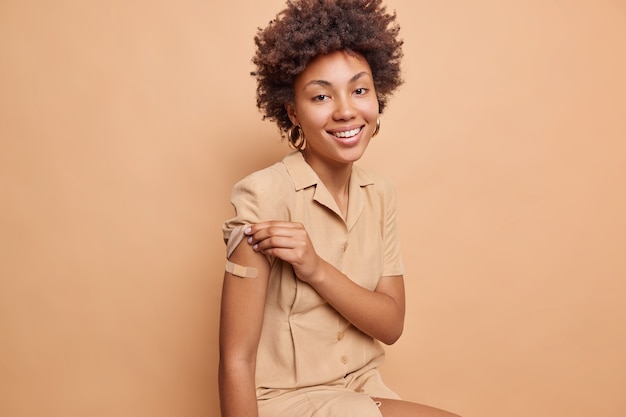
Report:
381,333,402,345
219,354,257,384
219,348,257,372
380,323,404,345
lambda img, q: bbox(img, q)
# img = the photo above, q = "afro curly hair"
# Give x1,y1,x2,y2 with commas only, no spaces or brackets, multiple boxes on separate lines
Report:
252,0,404,133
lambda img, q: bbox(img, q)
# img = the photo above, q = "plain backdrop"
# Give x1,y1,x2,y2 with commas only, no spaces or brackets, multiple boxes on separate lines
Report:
1,1,625,416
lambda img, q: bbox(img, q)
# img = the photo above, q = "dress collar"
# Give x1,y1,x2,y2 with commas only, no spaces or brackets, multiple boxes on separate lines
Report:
282,152,374,229
282,151,375,191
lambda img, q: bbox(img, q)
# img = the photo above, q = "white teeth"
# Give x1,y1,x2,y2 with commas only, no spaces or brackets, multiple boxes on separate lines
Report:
333,127,361,138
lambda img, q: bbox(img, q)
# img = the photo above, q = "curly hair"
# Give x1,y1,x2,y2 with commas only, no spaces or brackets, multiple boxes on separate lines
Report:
252,0,404,133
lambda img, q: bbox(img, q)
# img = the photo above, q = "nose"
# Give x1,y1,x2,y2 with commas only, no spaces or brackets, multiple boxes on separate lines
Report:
333,95,357,121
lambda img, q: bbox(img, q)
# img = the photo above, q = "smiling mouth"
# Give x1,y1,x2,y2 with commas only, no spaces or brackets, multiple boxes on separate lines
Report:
331,127,362,139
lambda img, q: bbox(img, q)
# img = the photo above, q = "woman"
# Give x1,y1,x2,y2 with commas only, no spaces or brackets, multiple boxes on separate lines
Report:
219,1,460,416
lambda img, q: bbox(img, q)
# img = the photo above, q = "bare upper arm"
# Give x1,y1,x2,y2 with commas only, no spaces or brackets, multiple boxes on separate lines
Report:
219,238,270,362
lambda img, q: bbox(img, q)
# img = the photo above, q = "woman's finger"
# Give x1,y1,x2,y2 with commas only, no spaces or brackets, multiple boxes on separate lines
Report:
246,223,305,244
252,235,301,252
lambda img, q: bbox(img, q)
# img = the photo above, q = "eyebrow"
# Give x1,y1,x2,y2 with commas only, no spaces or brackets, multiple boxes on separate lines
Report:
303,71,371,88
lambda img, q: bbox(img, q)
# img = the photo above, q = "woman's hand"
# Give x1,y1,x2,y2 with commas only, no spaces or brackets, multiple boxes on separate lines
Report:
245,221,321,283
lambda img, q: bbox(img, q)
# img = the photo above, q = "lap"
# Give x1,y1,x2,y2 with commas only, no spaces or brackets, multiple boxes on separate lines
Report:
259,388,383,417
256,368,460,417
257,390,461,417
258,368,401,417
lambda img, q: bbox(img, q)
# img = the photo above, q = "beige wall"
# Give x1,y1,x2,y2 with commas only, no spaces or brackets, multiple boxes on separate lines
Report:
1,1,625,416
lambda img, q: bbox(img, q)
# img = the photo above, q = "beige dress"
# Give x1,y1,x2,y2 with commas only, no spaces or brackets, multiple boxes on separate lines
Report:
223,152,404,417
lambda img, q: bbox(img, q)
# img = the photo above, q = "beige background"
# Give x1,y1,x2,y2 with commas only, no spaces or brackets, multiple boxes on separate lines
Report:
1,0,625,416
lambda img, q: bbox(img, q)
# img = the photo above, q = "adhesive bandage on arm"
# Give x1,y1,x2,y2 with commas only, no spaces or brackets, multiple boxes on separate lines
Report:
223,224,259,279
225,260,258,278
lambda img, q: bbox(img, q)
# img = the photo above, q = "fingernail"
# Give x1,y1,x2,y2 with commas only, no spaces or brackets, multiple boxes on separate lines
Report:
247,236,253,244
253,244,258,251
244,227,251,235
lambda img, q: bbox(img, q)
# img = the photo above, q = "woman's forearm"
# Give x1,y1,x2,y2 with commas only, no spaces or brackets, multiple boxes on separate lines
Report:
307,259,405,345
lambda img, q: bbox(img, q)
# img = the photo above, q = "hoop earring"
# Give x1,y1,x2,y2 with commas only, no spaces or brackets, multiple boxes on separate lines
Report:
287,125,306,151
372,119,381,138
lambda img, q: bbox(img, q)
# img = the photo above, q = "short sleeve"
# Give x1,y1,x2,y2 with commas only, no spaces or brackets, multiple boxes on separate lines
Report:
222,165,292,256
380,179,404,277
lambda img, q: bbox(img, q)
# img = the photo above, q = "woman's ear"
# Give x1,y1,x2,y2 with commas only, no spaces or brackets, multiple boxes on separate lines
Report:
285,103,298,126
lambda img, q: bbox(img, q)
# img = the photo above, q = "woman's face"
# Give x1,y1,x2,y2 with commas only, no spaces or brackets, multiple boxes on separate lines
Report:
287,50,379,171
